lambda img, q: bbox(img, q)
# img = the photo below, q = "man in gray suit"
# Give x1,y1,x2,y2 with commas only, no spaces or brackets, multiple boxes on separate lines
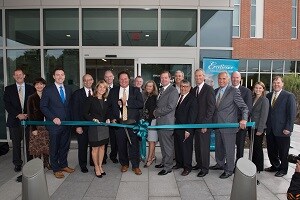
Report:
154,71,179,175
210,72,249,179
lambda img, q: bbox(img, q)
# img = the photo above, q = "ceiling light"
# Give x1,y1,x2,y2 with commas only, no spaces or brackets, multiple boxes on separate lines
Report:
102,59,107,62
66,34,71,37
145,34,150,37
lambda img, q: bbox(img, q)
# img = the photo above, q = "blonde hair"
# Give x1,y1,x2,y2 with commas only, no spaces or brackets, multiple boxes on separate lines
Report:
143,80,158,96
253,81,266,97
94,80,109,99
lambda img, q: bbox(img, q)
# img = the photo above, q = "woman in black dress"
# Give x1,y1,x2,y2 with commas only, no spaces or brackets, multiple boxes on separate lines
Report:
142,80,158,167
83,80,109,178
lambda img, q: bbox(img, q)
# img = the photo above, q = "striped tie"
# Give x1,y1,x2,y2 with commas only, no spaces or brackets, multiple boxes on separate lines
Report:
271,92,277,107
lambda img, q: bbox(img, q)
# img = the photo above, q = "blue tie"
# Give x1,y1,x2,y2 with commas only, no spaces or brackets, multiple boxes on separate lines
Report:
59,86,65,103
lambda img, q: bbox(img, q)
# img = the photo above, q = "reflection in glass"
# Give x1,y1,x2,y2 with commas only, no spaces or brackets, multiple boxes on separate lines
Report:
239,59,247,72
200,10,232,47
141,64,192,87
199,50,232,68
162,9,197,47
248,60,259,72
240,73,246,87
44,9,79,46
7,49,41,85
272,60,284,73
260,60,271,72
247,73,258,91
122,9,158,46
284,61,296,73
83,9,118,46
259,74,271,92
297,61,300,73
44,49,79,92
0,50,5,139
6,9,40,46
86,59,134,85
0,12,2,46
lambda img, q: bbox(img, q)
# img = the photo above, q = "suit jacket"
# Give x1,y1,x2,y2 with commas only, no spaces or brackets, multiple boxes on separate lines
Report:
154,84,179,126
213,86,249,134
83,96,108,122
4,83,35,127
191,83,215,124
175,92,198,134
107,86,144,122
266,90,296,137
27,92,45,132
251,96,269,133
40,83,72,132
71,88,89,127
238,85,253,120
142,94,157,123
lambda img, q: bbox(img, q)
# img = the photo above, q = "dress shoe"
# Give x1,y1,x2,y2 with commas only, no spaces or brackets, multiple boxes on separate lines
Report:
62,167,75,173
54,171,65,179
264,166,279,172
94,169,102,178
14,165,22,172
132,168,142,175
121,165,129,172
101,172,106,176
197,170,208,177
275,170,287,177
111,158,119,164
155,164,164,168
219,171,232,179
192,165,200,170
172,165,182,170
181,169,191,176
158,169,172,176
16,175,22,182
81,166,88,173
209,164,223,170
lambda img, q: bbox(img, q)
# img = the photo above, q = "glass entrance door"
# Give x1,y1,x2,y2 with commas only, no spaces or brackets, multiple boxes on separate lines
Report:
85,58,135,84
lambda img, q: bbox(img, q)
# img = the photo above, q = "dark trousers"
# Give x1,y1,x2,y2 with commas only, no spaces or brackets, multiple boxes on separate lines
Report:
9,126,31,166
174,130,193,171
49,128,71,172
104,127,118,160
194,129,211,173
235,128,247,161
249,129,264,171
266,131,290,172
116,128,139,168
76,128,92,168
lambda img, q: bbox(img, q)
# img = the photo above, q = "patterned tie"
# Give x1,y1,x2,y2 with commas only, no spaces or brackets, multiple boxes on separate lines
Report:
59,86,65,103
176,95,184,110
216,90,222,107
88,89,91,97
122,88,128,121
18,86,24,111
158,87,164,100
271,92,277,107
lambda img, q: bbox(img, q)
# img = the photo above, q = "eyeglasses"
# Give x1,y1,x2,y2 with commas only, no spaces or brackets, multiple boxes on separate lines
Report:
180,85,190,88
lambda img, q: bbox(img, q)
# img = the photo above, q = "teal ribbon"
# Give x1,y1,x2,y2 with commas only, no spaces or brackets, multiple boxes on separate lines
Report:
21,120,255,159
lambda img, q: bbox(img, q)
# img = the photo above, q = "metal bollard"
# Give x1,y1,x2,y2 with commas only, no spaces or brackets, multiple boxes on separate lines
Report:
230,158,257,200
22,158,49,200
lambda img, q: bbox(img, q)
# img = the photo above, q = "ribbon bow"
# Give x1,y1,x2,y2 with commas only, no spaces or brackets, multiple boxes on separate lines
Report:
133,119,149,161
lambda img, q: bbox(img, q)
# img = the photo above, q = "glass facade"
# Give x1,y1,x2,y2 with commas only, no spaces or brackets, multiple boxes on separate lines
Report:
6,9,40,47
161,9,197,46
44,9,79,46
83,8,118,46
0,50,5,139
122,9,158,46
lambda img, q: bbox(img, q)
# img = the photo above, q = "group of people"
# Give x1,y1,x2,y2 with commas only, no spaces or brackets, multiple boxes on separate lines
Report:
3,67,297,181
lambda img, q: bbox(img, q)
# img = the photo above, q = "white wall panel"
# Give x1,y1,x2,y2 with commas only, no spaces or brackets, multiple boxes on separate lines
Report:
199,0,230,7
41,0,80,6
4,0,41,7
0,0,3,7
120,0,159,6
160,0,198,6
80,0,119,6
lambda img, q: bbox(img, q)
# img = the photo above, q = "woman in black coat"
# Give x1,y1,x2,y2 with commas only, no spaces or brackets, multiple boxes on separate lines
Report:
83,80,109,178
142,80,158,168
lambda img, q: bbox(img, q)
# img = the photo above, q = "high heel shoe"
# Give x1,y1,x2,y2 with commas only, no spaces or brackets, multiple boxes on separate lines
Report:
94,168,102,178
143,156,156,168
101,172,106,176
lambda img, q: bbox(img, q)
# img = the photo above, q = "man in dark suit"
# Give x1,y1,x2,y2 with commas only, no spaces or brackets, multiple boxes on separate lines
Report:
191,69,215,177
4,68,35,172
210,72,249,179
71,74,94,173
265,76,297,177
40,67,75,179
173,80,197,176
107,71,144,175
231,71,252,161
154,71,179,175
104,70,118,164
